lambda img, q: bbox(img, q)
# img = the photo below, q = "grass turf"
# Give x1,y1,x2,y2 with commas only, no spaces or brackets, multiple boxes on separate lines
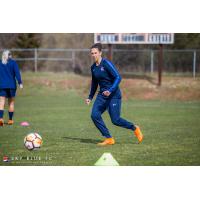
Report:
0,73,200,166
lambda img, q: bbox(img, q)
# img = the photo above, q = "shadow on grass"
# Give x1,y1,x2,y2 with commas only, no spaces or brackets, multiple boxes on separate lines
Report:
62,136,101,144
63,136,138,145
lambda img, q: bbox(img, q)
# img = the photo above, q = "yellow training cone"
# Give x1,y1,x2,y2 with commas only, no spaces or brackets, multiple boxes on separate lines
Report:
94,153,119,166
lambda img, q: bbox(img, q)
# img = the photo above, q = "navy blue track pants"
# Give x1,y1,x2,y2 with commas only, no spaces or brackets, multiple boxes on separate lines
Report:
91,95,136,138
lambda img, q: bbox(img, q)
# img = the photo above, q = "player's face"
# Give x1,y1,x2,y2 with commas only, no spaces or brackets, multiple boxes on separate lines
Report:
90,48,102,63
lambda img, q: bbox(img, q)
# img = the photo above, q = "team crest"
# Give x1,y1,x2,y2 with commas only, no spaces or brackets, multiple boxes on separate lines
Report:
101,67,104,71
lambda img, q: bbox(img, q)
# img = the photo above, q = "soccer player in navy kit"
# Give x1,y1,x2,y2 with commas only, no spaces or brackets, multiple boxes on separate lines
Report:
0,50,23,126
86,43,143,146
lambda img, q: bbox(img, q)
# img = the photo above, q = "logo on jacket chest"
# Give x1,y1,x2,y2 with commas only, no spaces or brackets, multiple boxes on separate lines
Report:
100,67,104,71
93,67,104,72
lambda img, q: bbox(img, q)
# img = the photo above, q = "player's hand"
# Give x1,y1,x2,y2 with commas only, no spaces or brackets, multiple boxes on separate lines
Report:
102,90,111,97
85,98,91,105
19,84,23,89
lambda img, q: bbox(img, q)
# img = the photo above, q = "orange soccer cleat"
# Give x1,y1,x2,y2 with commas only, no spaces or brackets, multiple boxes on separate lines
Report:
0,119,4,126
97,138,115,146
7,120,14,125
134,125,144,143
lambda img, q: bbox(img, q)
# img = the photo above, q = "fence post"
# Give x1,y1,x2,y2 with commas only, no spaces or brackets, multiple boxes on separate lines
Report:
34,48,38,72
150,50,154,74
72,50,75,69
193,50,196,78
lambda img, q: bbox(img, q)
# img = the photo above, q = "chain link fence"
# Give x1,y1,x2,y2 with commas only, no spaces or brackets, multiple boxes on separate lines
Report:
0,48,199,77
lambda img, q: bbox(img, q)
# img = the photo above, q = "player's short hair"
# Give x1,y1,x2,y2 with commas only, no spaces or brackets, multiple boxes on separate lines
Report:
90,43,102,52
2,49,12,64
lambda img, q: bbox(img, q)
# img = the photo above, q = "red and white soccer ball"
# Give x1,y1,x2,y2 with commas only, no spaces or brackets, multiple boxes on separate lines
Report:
24,133,43,150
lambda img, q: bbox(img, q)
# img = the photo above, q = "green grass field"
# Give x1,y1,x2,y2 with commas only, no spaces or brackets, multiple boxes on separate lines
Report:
0,72,200,166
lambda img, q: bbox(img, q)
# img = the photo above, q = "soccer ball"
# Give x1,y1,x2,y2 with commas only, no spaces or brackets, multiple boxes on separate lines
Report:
24,133,43,150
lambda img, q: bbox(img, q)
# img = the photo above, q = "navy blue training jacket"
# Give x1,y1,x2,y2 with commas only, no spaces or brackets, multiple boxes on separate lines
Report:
88,58,121,100
0,59,22,89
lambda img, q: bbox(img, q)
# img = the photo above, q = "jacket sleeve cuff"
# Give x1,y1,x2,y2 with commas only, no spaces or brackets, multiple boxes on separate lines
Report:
108,89,113,93
88,96,93,100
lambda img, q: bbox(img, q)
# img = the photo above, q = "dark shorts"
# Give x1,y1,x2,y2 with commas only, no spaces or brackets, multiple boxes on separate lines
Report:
0,89,16,98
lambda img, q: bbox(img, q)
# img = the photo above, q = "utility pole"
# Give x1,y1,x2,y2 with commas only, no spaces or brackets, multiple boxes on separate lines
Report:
108,44,113,61
158,44,163,86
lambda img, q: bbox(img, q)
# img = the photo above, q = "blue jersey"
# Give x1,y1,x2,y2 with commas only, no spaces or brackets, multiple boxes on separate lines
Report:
88,58,121,100
0,59,22,89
